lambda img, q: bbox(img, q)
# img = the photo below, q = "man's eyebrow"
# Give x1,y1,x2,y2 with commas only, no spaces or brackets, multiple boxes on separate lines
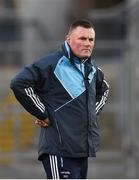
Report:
78,36,94,40
78,36,88,39
79,36,87,39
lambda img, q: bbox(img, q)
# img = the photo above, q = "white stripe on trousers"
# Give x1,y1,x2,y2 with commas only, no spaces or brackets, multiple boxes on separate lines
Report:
49,155,60,179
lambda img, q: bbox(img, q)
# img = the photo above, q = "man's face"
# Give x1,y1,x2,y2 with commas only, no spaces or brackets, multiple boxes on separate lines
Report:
66,26,95,59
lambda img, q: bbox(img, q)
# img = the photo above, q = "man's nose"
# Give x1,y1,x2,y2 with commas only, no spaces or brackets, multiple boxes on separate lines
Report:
84,39,91,46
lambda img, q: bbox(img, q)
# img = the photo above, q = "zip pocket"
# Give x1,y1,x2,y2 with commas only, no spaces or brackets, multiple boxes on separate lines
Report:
54,118,62,144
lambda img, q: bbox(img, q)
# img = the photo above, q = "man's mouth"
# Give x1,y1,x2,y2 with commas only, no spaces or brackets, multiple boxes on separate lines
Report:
82,49,90,52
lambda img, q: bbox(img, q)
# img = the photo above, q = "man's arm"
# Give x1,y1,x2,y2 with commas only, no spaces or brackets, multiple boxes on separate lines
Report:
96,67,109,115
10,63,49,120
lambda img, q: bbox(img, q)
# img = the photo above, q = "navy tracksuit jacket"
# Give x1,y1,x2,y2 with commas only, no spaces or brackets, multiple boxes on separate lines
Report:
10,41,109,160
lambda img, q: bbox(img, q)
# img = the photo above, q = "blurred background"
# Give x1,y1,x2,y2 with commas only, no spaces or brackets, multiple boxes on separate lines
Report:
0,0,139,178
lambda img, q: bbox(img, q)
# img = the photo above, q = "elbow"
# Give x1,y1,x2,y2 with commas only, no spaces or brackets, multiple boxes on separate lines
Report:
10,78,18,91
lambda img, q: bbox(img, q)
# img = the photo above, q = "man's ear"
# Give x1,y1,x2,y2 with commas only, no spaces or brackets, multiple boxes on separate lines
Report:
66,35,70,44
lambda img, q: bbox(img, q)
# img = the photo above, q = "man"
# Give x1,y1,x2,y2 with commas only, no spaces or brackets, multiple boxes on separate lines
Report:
10,19,109,179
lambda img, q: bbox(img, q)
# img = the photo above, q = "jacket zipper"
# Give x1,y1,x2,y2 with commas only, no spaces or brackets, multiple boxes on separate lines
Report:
73,61,90,155
84,78,90,156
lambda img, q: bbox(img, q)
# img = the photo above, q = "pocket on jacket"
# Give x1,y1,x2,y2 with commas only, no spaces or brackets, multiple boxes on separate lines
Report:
55,116,87,154
89,136,100,154
54,99,88,154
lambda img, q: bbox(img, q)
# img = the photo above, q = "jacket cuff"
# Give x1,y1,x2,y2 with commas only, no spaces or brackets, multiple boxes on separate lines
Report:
36,110,49,120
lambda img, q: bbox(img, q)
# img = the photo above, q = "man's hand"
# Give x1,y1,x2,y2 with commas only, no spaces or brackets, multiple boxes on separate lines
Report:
35,118,50,127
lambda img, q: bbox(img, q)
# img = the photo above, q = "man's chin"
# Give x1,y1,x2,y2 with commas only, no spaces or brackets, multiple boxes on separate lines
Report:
80,54,91,59
75,52,92,59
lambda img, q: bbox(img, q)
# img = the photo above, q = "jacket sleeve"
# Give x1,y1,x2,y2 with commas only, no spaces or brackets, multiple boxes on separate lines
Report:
96,67,109,116
10,63,49,120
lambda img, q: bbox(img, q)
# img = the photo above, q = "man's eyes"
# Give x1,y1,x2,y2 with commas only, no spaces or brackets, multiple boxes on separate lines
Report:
79,37,87,40
79,37,94,41
89,38,94,42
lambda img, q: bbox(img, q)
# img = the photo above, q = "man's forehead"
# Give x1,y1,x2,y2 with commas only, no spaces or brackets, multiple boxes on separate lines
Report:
71,26,95,37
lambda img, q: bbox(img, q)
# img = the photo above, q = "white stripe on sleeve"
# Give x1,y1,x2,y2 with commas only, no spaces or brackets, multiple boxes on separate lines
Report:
25,87,45,113
96,89,109,114
29,87,45,111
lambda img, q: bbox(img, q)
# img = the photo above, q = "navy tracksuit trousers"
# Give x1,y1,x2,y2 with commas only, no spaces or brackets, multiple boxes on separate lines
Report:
41,154,88,179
